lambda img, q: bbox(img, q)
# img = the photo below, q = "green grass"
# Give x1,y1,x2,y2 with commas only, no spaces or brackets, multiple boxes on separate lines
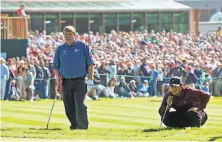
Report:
1,97,222,141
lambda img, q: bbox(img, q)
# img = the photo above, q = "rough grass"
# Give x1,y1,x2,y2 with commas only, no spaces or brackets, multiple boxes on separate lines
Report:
1,97,222,141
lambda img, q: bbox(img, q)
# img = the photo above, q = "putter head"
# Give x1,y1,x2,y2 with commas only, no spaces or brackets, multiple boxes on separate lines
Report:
158,127,172,131
167,126,173,130
158,125,162,131
143,128,161,132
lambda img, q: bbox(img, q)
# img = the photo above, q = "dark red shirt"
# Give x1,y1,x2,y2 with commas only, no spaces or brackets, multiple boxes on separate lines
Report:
159,86,210,116
17,8,22,16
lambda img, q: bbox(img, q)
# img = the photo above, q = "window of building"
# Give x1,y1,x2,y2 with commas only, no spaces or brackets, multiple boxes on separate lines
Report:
119,13,131,32
133,12,145,32
104,13,117,34
75,13,89,34
30,13,44,32
1,12,14,17
174,12,188,33
161,12,173,32
61,13,74,31
147,12,159,32
46,13,59,34
90,13,103,34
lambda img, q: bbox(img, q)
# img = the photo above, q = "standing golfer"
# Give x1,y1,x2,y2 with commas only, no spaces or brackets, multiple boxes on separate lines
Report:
158,77,210,128
53,26,94,130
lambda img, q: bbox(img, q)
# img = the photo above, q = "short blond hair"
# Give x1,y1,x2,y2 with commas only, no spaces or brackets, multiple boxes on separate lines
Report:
63,26,76,34
0,57,6,64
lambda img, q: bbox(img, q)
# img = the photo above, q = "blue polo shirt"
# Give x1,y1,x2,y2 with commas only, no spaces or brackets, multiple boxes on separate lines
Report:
53,41,94,78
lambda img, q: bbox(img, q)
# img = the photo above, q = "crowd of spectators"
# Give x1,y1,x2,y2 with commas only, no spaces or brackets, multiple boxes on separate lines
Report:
0,28,222,101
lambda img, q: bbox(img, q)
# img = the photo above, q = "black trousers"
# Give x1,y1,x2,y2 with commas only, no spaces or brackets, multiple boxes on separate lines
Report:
62,78,88,130
163,111,208,128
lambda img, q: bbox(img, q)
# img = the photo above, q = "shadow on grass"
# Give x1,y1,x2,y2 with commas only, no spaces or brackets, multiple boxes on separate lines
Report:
142,128,169,132
142,127,187,132
5,99,25,102
149,100,162,102
209,136,222,141
29,128,63,131
1,128,12,131
1,128,62,131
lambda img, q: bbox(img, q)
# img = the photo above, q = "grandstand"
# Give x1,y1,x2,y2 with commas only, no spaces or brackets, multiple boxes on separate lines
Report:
1,0,191,34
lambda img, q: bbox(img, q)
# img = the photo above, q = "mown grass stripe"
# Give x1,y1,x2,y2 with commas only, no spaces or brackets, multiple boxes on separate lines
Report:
2,104,222,118
2,111,67,121
2,107,160,120
1,122,31,128
2,105,222,122
2,111,159,129
1,99,221,111
6,107,222,125
1,108,66,118
1,116,67,128
2,105,159,116
2,111,159,128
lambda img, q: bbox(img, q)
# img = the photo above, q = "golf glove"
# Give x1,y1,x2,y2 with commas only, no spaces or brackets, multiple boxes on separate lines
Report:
87,79,94,92
188,107,201,114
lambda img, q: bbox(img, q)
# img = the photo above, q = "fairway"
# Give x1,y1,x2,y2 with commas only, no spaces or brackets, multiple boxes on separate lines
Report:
1,97,222,141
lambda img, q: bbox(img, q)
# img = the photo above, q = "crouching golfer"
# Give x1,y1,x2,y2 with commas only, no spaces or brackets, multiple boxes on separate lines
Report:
53,26,95,130
158,77,210,128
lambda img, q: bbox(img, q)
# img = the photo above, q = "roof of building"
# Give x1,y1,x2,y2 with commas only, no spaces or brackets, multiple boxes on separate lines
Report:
1,0,191,12
175,0,222,9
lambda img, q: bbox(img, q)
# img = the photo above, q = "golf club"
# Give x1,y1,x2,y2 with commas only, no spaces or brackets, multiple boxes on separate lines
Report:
46,95,57,129
159,105,169,131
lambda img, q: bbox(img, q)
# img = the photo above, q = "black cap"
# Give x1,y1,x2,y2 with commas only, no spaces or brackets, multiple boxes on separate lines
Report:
170,77,182,86
141,40,148,45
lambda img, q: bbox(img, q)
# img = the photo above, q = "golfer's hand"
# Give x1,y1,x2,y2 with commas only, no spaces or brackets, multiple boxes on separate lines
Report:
167,96,173,107
56,78,60,86
56,77,62,88
87,79,94,92
188,107,201,114
56,77,63,94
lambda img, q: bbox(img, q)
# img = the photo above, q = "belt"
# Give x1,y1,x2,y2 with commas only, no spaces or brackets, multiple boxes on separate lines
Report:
63,77,85,81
